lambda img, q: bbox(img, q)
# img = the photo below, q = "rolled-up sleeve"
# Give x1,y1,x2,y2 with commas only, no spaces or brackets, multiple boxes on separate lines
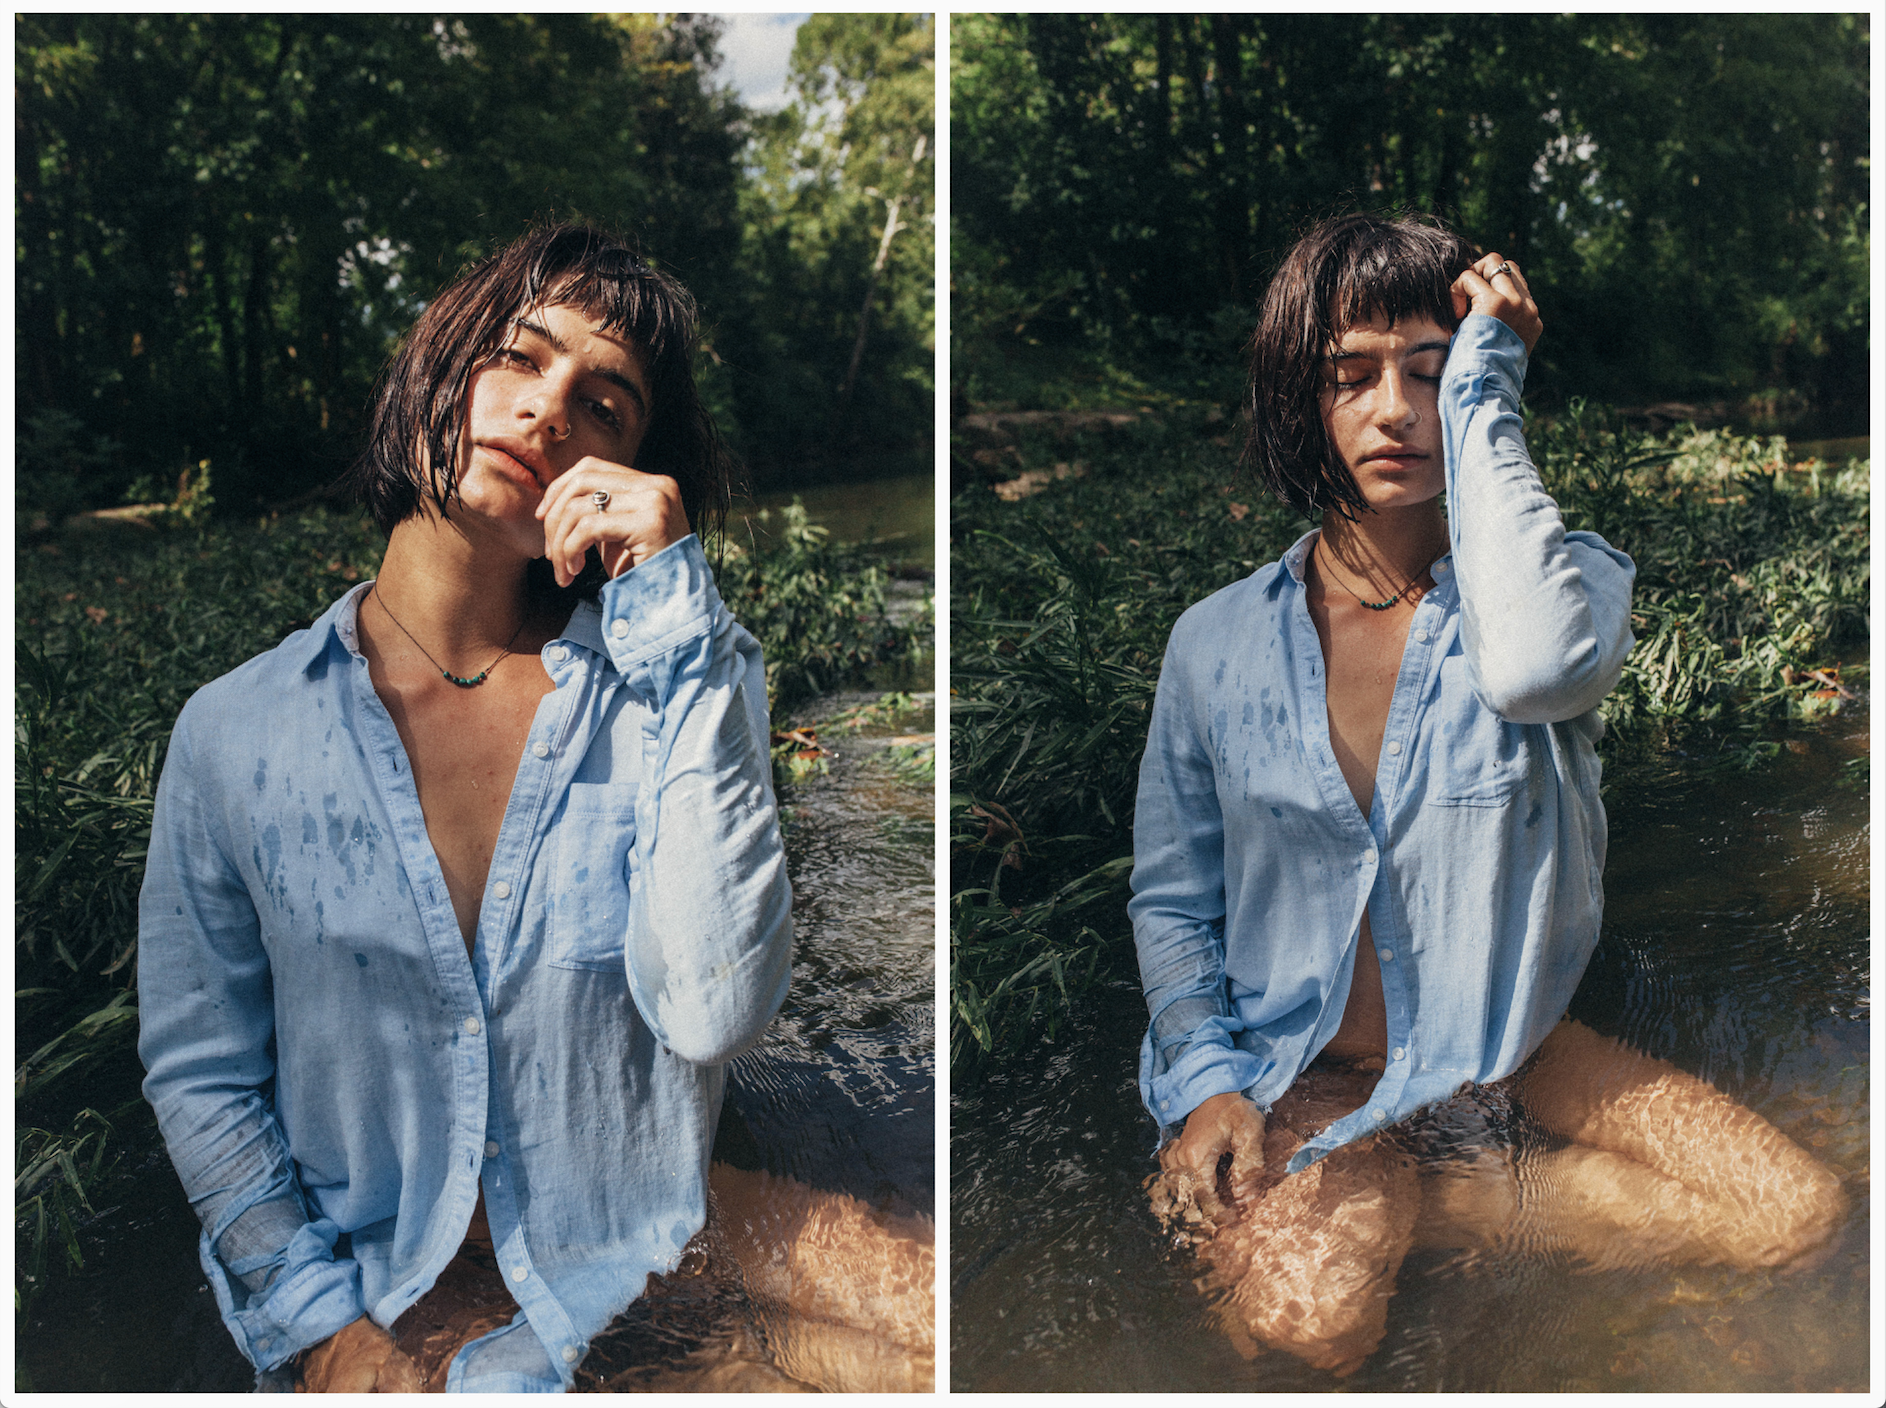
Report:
600,535,794,1066
137,706,365,1371
1441,313,1636,724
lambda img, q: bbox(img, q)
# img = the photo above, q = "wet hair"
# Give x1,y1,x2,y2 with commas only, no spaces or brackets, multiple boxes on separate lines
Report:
1243,212,1477,519
345,222,733,581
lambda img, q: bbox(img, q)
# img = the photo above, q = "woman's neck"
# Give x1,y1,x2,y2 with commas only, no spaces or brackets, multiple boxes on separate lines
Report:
371,514,536,658
1316,500,1449,593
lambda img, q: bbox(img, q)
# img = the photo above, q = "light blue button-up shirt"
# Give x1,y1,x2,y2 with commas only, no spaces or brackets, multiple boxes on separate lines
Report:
1129,313,1636,1174
137,535,792,1391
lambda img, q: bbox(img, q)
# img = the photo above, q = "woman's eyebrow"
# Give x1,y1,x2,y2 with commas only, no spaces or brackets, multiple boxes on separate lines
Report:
512,316,648,415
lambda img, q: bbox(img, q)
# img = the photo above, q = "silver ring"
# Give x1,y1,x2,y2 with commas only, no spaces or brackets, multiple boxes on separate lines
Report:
1492,261,1516,283
590,490,611,511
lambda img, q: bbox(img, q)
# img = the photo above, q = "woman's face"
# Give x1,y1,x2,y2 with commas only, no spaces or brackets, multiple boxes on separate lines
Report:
1318,314,1451,513
448,302,653,554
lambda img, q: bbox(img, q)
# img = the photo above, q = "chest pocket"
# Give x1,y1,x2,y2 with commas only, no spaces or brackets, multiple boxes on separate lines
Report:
1428,667,1533,807
547,786,636,972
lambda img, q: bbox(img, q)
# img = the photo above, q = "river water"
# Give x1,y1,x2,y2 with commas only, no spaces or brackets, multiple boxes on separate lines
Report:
17,692,937,1393
950,709,1869,1393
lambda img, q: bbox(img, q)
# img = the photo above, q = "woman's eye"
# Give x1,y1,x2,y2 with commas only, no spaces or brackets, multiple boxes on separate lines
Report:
589,400,621,430
494,347,532,369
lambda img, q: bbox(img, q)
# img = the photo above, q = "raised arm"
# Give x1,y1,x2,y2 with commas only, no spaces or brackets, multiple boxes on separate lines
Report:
601,534,794,1066
137,708,369,1376
1440,273,1636,724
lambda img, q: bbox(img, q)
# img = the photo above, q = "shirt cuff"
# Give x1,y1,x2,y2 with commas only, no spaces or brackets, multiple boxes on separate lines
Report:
204,1222,365,1371
596,535,722,675
1143,1015,1267,1129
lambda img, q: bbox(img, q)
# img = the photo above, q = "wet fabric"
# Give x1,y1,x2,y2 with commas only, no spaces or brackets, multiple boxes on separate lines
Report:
1129,313,1637,1172
137,535,793,1391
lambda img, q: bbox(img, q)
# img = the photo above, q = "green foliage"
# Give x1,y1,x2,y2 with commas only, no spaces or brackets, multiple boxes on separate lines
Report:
13,505,925,1308
734,14,935,480
15,1109,120,1317
723,502,932,711
952,14,1869,419
950,412,1868,1066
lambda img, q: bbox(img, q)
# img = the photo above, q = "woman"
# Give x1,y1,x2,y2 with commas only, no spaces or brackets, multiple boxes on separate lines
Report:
1128,213,1846,1375
137,225,930,1393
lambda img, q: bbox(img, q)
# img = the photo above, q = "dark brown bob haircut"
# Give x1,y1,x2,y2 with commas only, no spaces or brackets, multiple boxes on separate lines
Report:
346,222,732,560
1243,212,1477,519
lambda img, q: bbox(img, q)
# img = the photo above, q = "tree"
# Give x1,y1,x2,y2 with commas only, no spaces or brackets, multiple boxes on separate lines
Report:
951,14,1869,415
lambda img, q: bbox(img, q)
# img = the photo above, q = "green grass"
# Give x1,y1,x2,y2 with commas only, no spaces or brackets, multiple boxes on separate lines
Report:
950,402,1868,1068
13,498,928,1318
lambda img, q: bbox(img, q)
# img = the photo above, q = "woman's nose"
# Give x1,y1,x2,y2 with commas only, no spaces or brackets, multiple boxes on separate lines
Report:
522,376,572,439
1374,370,1417,429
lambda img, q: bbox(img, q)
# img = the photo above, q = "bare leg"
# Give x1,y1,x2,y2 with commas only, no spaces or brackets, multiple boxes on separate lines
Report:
708,1163,936,1393
1157,1067,1421,1377
1513,1019,1847,1271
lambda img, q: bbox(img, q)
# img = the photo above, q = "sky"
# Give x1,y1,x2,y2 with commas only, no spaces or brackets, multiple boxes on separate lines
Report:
714,12,810,112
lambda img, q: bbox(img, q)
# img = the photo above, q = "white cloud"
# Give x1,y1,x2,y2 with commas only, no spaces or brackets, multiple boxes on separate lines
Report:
714,11,809,113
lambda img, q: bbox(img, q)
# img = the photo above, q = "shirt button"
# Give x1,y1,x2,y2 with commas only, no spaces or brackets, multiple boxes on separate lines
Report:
1372,1108,1388,1122
1415,629,1430,643
1392,1047,1406,1061
492,880,511,900
611,619,629,639
1435,562,1449,574
463,1016,481,1035
512,1265,530,1283
1159,1100,1169,1111
484,1140,500,1157
550,645,569,663
562,1346,580,1364
1386,740,1402,756
532,741,549,759
1363,849,1376,863
1379,947,1395,962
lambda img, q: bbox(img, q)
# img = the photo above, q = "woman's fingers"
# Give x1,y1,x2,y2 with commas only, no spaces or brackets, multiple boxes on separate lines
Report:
536,458,688,584
1453,252,1543,355
1225,1105,1266,1204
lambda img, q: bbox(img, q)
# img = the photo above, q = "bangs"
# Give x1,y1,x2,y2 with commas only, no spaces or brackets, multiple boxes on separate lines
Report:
1321,226,1465,343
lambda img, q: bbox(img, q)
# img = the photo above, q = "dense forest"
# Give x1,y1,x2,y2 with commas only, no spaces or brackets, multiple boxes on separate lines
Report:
952,13,1868,424
17,13,935,517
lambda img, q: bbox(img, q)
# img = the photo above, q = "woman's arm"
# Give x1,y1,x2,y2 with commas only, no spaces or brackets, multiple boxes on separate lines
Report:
1440,264,1636,724
137,706,374,1376
602,535,794,1066
1128,627,1266,1126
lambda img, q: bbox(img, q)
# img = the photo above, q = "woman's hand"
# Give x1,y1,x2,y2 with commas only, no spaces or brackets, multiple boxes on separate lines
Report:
1451,252,1543,356
297,1315,422,1392
535,457,690,586
1159,1091,1265,1225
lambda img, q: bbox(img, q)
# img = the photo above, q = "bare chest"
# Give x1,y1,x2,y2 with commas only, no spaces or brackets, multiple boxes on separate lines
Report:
1309,599,1415,817
374,665,556,949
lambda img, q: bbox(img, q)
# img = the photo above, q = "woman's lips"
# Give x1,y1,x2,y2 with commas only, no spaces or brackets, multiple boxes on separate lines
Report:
483,444,546,488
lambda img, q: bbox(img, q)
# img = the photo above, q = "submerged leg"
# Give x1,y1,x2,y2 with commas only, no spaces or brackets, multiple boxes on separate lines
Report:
707,1163,936,1393
1155,1070,1421,1378
1514,1019,1848,1272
